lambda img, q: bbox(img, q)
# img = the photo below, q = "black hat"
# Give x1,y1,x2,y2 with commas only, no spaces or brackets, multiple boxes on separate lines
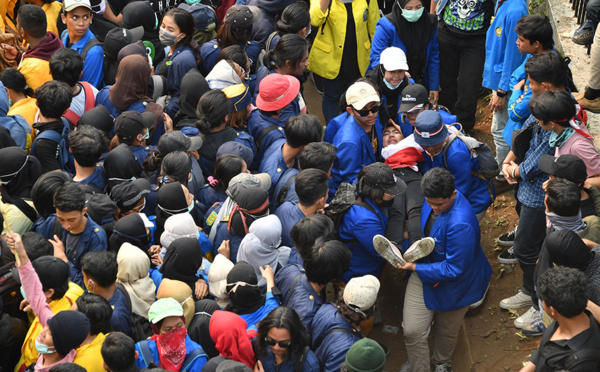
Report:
110,178,151,212
157,131,203,156
47,310,90,356
217,141,254,169
118,40,149,63
12,256,69,293
361,163,407,196
104,26,144,59
78,105,114,135
224,5,261,32
398,84,428,113
115,111,155,140
538,154,588,187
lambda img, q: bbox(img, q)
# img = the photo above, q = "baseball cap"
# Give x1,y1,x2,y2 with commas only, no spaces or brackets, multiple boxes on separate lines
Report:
380,47,409,72
225,5,262,31
63,0,92,12
398,84,429,113
115,111,155,140
226,173,271,199
12,256,70,293
413,111,448,147
148,298,184,324
157,131,203,156
118,40,149,63
217,141,254,168
256,74,300,112
223,84,252,113
343,275,380,311
104,27,145,59
538,154,588,187
216,360,253,372
109,178,151,212
362,162,407,196
346,82,380,111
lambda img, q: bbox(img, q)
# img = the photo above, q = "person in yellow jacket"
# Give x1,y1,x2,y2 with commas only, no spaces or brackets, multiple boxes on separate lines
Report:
72,293,112,372
308,0,379,123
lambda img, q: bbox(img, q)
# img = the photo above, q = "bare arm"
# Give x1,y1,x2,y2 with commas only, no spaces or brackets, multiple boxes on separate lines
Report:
519,362,536,372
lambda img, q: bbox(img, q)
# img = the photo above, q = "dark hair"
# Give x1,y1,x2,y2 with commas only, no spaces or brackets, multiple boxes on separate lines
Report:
101,332,137,372
298,142,337,173
263,34,308,71
161,151,192,185
217,45,248,73
525,51,569,88
75,293,113,336
214,154,245,192
49,364,87,372
539,266,589,318
284,114,323,148
17,4,47,39
529,90,576,126
163,8,202,65
545,178,581,217
54,183,86,212
69,126,110,167
421,168,455,199
335,291,373,326
290,214,335,260
356,169,384,202
295,169,328,206
255,306,310,360
49,48,85,87
0,68,34,97
81,251,118,288
196,90,229,135
276,3,310,36
515,14,554,51
35,80,73,119
32,171,72,218
22,232,53,261
304,239,351,285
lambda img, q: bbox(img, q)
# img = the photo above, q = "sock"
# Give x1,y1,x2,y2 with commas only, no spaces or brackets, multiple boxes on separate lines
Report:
584,87,600,100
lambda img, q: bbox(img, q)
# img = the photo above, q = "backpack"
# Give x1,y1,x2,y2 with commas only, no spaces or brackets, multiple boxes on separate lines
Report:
138,339,208,371
115,283,153,342
178,2,218,45
255,31,278,72
63,82,96,126
443,126,500,181
31,118,72,172
324,183,382,238
81,37,104,64
275,173,297,208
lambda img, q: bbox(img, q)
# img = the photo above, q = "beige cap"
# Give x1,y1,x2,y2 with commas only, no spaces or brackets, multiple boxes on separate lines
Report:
346,82,380,110
343,274,380,311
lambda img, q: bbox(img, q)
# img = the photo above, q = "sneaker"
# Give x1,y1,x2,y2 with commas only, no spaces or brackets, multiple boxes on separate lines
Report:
573,19,596,45
514,306,541,329
403,237,435,262
434,362,453,372
500,290,533,310
576,95,600,113
470,282,490,309
497,225,517,247
498,247,518,264
398,361,411,372
521,318,546,336
373,234,405,266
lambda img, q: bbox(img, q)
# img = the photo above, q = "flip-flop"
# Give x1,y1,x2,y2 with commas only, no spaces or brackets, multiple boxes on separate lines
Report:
373,234,405,267
403,237,436,263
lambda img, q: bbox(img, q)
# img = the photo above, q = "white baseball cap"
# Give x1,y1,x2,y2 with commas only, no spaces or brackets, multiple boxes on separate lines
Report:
343,274,380,311
63,0,92,12
380,47,409,72
346,82,380,110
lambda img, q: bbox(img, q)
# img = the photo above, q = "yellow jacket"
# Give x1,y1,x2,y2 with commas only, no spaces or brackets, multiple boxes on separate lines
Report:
42,2,62,36
16,282,84,372
308,0,379,80
8,97,37,127
18,57,53,92
74,333,108,372
0,0,18,33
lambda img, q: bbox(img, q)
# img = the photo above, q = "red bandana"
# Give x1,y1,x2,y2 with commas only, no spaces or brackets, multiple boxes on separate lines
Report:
152,328,188,371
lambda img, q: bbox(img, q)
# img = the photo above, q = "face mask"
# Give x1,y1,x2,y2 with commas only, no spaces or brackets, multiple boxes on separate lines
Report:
154,14,159,30
8,98,12,106
20,286,26,300
35,339,56,354
188,202,194,213
142,130,150,141
159,28,182,46
401,7,424,22
380,198,395,208
306,27,311,37
188,172,193,183
383,78,402,90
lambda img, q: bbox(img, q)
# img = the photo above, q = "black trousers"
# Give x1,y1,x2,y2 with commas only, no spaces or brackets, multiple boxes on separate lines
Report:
386,168,423,246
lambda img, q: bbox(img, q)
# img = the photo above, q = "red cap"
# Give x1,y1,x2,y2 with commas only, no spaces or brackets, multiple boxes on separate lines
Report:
256,74,300,112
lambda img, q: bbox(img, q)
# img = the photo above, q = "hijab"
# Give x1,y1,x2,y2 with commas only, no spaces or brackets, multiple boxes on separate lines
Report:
206,60,243,90
228,187,269,237
209,310,256,368
117,242,156,318
174,69,210,127
237,215,290,289
188,300,220,358
109,212,151,253
104,144,142,191
160,213,198,249
225,261,264,315
121,0,165,67
0,126,17,149
157,278,195,326
109,54,153,111
0,146,41,223
159,237,204,291
155,182,190,241
208,254,235,309
387,0,437,86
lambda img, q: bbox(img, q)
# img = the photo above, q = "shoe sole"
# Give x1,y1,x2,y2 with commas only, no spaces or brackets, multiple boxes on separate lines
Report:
499,300,534,310
498,256,518,264
496,239,514,247
521,330,544,336
373,234,405,267
403,237,435,262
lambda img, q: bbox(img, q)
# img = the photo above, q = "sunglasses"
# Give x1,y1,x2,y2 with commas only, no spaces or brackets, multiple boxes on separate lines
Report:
352,105,380,117
265,338,291,348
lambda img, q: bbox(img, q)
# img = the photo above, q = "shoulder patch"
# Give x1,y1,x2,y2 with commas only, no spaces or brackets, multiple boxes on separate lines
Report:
94,228,100,233
206,211,218,226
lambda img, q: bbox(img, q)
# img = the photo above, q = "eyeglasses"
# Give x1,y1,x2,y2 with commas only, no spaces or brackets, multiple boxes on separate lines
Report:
264,338,291,348
352,105,379,117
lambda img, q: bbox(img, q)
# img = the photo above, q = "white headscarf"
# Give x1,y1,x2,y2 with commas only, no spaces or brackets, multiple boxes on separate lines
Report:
160,213,198,249
208,254,235,309
116,243,156,318
206,60,243,90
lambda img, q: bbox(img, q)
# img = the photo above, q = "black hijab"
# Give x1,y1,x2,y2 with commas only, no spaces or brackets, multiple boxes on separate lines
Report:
225,261,265,315
0,126,16,149
155,182,190,241
122,1,166,68
188,299,221,358
159,237,204,291
228,187,270,237
387,0,437,87
109,212,151,253
104,144,142,192
174,69,210,127
0,147,41,223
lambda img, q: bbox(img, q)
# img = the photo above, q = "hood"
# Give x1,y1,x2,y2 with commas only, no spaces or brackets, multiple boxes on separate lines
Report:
0,81,8,116
248,0,295,16
24,32,64,61
122,1,157,34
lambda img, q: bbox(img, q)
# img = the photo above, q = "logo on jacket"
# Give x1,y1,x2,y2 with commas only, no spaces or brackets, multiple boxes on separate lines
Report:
495,27,502,37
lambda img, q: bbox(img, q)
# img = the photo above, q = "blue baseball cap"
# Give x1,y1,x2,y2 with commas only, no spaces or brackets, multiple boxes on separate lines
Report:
413,111,448,147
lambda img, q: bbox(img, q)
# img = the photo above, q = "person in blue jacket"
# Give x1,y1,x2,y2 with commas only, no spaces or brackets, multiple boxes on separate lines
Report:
327,81,384,198
414,110,494,217
369,0,439,103
253,306,320,372
339,162,407,282
311,275,380,372
397,84,457,139
482,0,528,183
397,167,492,372
136,298,208,372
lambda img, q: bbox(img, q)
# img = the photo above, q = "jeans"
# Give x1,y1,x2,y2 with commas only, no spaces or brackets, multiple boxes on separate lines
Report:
588,0,600,24
438,25,486,131
322,71,360,125
387,168,423,245
512,205,547,297
491,91,511,177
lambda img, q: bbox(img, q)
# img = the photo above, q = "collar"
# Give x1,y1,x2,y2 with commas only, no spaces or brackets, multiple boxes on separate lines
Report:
64,29,94,51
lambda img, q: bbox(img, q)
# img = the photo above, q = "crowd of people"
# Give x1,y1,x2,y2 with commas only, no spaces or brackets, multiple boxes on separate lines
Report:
0,0,599,371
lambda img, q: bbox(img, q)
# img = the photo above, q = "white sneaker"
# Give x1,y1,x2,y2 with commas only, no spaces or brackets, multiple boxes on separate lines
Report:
398,361,411,372
373,234,405,266
514,306,541,329
403,237,435,262
500,290,533,310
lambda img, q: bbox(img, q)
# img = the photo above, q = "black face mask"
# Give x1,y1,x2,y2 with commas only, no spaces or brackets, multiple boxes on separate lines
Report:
379,198,395,208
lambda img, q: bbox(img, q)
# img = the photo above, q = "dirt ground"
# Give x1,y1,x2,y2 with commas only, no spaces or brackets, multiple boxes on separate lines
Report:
302,80,541,371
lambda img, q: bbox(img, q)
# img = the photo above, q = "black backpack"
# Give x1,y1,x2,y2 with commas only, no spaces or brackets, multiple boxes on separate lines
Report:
115,283,153,342
324,183,382,238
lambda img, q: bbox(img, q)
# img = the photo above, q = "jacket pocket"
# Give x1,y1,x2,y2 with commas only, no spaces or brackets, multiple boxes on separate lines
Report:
313,37,332,53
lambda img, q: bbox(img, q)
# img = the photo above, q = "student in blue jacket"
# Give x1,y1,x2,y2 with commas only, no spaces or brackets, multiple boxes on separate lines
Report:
397,168,492,372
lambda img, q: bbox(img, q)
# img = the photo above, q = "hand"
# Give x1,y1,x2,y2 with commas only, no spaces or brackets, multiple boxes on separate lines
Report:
49,235,67,262
148,245,161,256
195,279,209,299
218,240,230,259
6,232,28,266
542,179,549,192
163,113,173,132
514,79,525,91
502,163,512,181
151,253,163,266
189,150,199,161
254,361,265,372
516,94,524,104
20,298,32,312
489,92,506,113
1,44,17,60
396,261,417,271
259,264,275,283
429,90,439,106
582,238,598,249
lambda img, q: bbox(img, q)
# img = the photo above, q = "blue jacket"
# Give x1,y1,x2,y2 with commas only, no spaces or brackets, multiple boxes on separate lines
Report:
416,191,492,312
135,335,208,372
109,288,131,335
247,110,287,164
274,202,305,248
130,145,154,167
196,185,227,217
503,55,533,145
259,347,320,372
311,303,362,372
482,0,528,92
419,137,493,214
253,69,301,124
212,221,244,263
328,114,382,198
62,30,104,88
199,40,262,76
339,198,388,282
198,130,256,177
275,264,324,331
0,81,31,149
259,138,300,205
272,172,299,211
32,214,57,239
239,291,280,331
369,17,440,92
165,45,199,118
